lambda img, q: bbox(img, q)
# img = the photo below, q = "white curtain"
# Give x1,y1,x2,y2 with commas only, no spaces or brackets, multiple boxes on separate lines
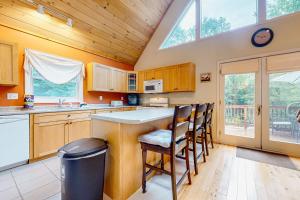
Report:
24,49,85,101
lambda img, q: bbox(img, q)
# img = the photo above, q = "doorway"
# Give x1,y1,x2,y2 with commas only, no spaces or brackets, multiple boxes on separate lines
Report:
219,51,300,157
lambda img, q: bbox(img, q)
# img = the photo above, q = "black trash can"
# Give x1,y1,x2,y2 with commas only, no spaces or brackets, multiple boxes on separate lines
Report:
58,138,108,200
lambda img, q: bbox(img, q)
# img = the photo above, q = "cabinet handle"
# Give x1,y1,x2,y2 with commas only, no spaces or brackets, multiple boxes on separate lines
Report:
69,122,73,125
67,114,71,117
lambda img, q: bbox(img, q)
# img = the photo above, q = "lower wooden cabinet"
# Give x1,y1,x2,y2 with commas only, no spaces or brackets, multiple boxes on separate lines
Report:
68,119,91,143
31,108,137,160
32,111,92,159
33,121,67,158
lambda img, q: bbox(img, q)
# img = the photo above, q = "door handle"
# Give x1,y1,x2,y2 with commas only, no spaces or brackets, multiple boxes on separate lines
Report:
257,105,262,116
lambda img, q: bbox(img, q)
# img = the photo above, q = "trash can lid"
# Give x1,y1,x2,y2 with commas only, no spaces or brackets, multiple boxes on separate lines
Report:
58,138,108,159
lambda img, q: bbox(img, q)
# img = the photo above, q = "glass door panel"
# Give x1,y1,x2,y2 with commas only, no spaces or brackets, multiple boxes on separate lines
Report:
224,73,256,138
269,71,300,144
219,59,261,149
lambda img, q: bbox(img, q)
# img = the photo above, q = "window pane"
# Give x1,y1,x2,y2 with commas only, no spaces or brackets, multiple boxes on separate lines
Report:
161,1,195,49
267,0,300,19
201,0,257,38
32,69,78,98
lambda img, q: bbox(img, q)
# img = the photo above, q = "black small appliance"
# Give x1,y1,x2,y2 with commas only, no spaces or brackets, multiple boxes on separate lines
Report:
127,93,139,106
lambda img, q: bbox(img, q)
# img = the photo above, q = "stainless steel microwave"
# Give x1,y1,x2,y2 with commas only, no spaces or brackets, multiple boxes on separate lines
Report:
144,80,163,93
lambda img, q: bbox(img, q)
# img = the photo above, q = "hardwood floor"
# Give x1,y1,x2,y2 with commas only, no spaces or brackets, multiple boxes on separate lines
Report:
178,144,300,200
130,144,300,200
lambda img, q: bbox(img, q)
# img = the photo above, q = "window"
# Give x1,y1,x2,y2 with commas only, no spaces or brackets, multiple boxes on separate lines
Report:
267,0,300,19
32,69,81,103
201,0,257,38
160,1,196,49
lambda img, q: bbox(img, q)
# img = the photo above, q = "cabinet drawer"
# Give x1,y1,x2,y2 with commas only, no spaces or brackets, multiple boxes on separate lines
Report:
95,108,123,113
34,111,92,124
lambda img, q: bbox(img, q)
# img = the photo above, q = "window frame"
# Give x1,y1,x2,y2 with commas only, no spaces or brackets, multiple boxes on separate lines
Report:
25,68,83,103
159,0,300,50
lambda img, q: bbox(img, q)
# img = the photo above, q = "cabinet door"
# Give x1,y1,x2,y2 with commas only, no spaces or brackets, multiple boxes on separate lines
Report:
93,65,112,91
144,70,155,80
0,41,18,85
178,63,195,91
167,66,179,92
138,71,145,93
154,68,169,92
111,70,127,92
34,121,67,158
68,119,91,143
127,72,138,93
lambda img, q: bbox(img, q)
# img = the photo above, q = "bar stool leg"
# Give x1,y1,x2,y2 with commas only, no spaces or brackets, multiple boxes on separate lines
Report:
209,125,214,148
161,153,164,170
201,134,206,163
192,137,198,175
142,148,147,193
205,132,209,156
185,143,192,184
170,154,177,200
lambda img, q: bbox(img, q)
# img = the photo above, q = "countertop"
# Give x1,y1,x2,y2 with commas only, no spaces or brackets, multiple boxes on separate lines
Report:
91,108,174,124
0,104,137,116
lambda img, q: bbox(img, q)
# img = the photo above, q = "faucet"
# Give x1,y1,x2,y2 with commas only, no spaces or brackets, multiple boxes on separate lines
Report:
58,98,66,107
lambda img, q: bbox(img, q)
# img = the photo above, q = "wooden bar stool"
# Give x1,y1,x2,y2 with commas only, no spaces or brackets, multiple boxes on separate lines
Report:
204,103,215,156
188,104,207,175
138,105,193,200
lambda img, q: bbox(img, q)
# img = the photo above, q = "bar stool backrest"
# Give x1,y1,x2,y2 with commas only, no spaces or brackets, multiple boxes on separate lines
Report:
171,105,193,144
206,103,214,127
193,104,207,132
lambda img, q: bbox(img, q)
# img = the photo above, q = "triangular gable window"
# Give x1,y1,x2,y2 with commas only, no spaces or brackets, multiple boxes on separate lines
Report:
160,1,196,49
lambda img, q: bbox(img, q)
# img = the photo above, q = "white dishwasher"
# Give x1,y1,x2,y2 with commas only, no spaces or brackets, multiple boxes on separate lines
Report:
0,114,29,171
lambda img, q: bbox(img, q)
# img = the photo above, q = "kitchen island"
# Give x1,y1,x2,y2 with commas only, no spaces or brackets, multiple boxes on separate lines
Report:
91,108,174,200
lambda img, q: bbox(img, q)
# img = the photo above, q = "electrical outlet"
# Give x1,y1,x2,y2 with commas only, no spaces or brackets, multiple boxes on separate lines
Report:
99,96,103,101
7,93,18,100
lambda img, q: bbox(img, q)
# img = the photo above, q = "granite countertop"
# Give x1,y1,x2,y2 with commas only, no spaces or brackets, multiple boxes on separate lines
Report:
91,108,174,124
0,104,137,116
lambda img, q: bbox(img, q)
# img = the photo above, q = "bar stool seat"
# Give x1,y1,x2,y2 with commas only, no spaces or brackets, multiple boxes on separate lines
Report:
138,129,187,150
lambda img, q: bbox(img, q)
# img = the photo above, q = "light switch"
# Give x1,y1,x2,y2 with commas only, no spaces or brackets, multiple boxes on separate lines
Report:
7,93,18,100
99,96,103,101
121,96,124,101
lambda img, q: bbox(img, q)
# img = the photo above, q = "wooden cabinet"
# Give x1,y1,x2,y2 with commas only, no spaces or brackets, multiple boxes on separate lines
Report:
138,62,195,93
87,63,127,92
33,111,92,159
68,119,91,143
112,69,127,92
33,121,67,158
127,72,138,93
0,41,18,85
177,63,195,91
138,71,145,93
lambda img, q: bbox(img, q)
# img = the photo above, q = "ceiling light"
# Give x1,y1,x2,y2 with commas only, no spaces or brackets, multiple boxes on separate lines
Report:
37,4,44,14
66,18,73,27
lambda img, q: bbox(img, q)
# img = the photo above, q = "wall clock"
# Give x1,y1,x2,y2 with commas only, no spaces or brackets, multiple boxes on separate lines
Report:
251,28,274,47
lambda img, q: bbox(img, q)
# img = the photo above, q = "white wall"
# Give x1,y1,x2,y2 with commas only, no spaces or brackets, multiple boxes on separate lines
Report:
134,0,300,141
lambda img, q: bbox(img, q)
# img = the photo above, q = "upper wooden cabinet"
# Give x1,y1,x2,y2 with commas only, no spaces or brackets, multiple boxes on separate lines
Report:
87,63,127,92
0,41,18,85
127,72,138,93
137,62,195,93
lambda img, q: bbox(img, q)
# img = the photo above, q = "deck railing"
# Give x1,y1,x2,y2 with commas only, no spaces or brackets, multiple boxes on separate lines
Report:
225,105,297,129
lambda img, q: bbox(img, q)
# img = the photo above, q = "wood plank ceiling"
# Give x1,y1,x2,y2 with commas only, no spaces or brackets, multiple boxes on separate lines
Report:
0,0,173,65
